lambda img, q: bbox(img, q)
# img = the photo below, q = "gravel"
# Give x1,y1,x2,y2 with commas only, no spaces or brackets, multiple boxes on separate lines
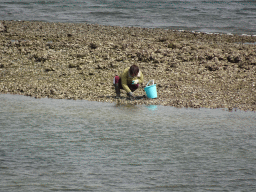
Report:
1,20,256,111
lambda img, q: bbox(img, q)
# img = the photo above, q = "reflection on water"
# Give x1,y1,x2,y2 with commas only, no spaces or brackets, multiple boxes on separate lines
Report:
146,105,158,111
0,94,255,192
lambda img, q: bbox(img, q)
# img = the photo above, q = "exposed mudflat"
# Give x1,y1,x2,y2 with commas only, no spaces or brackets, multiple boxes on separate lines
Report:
0,20,256,111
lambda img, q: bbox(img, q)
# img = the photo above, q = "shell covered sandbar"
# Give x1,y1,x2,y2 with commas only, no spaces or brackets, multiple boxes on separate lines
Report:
0,21,256,111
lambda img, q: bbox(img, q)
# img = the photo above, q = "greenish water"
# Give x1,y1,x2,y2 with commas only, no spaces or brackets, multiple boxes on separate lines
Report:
0,94,255,191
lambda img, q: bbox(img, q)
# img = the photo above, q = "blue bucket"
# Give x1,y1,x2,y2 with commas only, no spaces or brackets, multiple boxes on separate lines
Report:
144,80,157,99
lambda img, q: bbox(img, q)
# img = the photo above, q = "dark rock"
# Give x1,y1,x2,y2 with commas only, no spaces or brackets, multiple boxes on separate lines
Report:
96,64,107,70
168,43,177,49
68,63,79,68
89,43,98,49
170,62,177,68
227,55,241,63
205,63,219,71
238,63,250,70
0,22,7,32
45,67,55,72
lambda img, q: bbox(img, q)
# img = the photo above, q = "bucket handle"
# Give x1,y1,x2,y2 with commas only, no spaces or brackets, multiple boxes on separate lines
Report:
146,80,154,87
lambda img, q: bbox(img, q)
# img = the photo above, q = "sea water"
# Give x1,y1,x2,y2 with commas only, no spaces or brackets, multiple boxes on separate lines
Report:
0,0,256,35
0,94,255,191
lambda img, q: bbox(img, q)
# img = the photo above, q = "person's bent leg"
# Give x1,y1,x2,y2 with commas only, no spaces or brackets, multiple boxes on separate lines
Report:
126,84,139,99
113,76,121,98
128,84,139,92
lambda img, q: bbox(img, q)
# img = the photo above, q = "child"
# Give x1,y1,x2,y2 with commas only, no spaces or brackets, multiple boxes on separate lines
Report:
113,65,144,98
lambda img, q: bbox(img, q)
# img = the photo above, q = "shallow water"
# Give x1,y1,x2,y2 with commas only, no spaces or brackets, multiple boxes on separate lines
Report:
0,94,255,191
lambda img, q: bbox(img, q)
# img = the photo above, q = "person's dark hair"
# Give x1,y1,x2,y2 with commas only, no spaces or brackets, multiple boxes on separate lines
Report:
129,65,139,76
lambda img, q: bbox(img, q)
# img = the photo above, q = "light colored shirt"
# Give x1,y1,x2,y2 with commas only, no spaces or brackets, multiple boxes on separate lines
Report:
120,67,143,93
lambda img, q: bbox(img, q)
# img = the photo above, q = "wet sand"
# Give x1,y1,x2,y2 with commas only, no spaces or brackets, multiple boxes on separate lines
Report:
0,20,256,111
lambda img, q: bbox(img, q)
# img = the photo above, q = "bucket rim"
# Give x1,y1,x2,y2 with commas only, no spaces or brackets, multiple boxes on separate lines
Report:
144,84,156,89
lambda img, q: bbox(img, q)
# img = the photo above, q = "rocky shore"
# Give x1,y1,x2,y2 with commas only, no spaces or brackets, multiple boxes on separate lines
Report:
0,20,256,111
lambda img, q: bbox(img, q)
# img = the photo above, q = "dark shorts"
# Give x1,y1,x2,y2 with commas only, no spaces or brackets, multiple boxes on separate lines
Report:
114,75,139,92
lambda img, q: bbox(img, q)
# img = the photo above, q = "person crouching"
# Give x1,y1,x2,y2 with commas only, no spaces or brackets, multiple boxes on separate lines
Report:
113,65,144,98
